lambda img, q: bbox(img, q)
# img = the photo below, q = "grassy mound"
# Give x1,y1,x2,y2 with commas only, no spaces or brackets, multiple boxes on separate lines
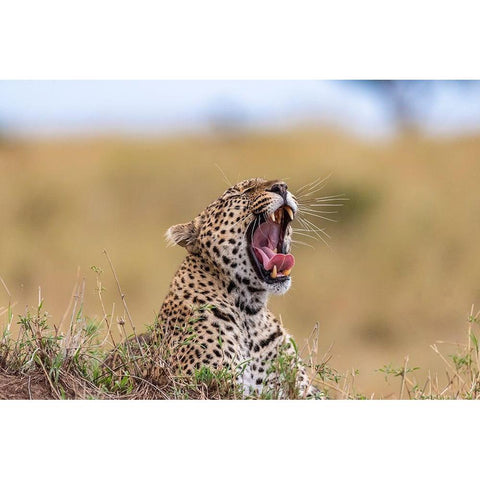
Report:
1,279,479,399
0,282,343,400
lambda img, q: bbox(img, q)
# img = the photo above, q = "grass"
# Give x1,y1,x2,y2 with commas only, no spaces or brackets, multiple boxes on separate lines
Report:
0,290,327,400
1,265,479,399
372,307,480,399
0,260,343,400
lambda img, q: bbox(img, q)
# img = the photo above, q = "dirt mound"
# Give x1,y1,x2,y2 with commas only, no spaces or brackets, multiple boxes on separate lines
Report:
0,371,54,400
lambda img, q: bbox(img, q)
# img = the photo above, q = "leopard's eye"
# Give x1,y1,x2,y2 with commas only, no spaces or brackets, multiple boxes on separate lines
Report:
223,186,255,200
222,191,241,200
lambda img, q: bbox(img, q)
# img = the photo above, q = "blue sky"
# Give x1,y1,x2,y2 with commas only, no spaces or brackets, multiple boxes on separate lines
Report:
1,80,479,138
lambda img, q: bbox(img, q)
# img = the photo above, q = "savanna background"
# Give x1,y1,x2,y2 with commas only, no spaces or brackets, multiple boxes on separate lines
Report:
1,80,480,397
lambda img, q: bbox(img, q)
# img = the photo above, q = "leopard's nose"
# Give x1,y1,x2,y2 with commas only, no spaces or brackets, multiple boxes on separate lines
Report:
268,182,288,198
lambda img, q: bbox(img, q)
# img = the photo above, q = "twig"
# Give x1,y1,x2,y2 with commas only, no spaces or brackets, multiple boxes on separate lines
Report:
58,268,81,334
430,343,466,386
399,355,409,399
103,249,144,354
94,269,116,348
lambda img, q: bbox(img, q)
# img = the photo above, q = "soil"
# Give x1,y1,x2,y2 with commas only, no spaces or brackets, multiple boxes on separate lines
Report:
0,371,54,400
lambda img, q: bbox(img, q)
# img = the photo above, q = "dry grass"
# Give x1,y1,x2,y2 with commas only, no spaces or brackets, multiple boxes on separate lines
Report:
2,128,480,396
1,265,479,399
0,270,331,400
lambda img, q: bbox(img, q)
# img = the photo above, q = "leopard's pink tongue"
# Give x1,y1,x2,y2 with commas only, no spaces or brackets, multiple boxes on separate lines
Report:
252,221,295,274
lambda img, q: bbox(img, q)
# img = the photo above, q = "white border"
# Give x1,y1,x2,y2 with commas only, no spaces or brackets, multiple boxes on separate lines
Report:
1,0,480,79
1,400,478,479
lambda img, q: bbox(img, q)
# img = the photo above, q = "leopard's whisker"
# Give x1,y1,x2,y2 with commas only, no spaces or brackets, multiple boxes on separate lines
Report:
291,239,315,249
295,185,331,200
229,213,252,230
296,216,331,247
214,163,233,188
297,211,338,222
297,196,347,205
299,209,339,215
298,205,340,213
295,174,332,196
292,230,319,241
300,217,331,238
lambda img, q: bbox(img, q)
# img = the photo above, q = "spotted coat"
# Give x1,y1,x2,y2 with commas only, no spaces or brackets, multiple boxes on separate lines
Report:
157,178,317,397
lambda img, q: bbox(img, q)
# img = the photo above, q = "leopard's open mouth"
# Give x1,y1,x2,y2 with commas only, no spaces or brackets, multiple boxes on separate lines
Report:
247,205,295,284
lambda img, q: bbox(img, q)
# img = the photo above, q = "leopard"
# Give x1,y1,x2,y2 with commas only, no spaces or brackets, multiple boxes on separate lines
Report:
149,177,320,398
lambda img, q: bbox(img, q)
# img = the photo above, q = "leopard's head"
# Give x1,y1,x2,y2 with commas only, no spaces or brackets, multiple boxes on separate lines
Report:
166,178,298,295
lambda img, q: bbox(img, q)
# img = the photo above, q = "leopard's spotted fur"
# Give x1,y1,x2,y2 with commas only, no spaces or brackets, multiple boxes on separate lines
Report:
151,178,318,397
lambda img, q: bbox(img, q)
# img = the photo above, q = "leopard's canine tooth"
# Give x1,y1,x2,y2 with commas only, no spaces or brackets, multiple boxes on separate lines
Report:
284,206,294,221
270,265,278,279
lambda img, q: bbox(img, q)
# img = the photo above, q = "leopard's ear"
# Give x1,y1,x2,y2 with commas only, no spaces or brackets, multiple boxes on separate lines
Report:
165,220,199,254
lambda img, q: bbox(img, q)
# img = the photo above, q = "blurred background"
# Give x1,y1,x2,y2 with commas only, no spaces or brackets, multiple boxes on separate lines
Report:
1,80,480,396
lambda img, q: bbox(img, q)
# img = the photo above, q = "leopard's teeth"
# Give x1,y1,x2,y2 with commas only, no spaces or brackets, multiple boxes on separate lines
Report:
270,213,276,222
284,206,294,221
283,268,291,276
270,265,278,279
276,209,283,223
